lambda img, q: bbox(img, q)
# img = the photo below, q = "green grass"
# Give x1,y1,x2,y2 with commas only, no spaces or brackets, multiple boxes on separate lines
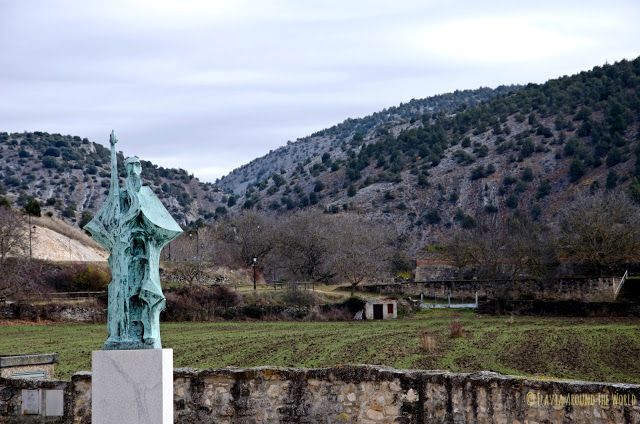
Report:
2,310,640,383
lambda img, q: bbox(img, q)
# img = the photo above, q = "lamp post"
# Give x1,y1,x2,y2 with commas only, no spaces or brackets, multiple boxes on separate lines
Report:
252,257,257,291
188,229,200,259
29,222,36,259
28,214,32,259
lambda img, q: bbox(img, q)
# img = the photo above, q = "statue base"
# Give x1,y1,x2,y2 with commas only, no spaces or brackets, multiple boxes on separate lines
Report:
92,348,173,424
103,338,160,350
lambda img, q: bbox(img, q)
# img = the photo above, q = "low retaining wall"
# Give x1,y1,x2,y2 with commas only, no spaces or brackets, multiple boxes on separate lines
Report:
1,365,639,423
0,303,105,323
366,277,620,303
478,300,640,316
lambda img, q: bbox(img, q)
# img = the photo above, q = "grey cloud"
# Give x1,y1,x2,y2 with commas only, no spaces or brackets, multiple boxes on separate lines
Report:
0,0,638,180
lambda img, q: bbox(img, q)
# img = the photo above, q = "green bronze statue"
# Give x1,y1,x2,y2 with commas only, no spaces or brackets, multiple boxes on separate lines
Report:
85,131,182,349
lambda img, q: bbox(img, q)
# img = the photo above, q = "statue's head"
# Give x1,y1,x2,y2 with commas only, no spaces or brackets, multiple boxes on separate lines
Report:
125,156,142,191
125,156,142,177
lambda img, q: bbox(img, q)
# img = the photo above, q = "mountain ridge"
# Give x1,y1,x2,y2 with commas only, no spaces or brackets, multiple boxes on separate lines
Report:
215,57,640,252
2,56,639,256
0,131,225,227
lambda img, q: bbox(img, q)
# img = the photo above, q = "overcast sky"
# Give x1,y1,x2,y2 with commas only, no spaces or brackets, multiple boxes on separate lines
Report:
1,1,638,182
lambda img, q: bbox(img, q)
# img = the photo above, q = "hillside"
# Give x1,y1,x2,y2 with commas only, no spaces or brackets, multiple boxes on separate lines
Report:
218,86,518,196
0,132,226,227
3,58,639,257
218,58,640,251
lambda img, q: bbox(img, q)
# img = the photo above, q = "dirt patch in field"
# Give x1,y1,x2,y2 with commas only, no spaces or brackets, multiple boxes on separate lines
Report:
597,334,640,377
497,329,592,376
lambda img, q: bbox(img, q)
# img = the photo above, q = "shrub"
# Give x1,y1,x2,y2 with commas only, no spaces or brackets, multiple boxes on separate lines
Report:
281,286,318,306
419,330,437,353
163,285,242,321
470,166,485,180
520,167,534,182
42,157,58,169
606,148,622,167
506,194,518,209
424,209,441,224
536,180,552,199
449,319,464,338
45,263,111,292
569,158,585,182
43,147,60,157
339,297,366,315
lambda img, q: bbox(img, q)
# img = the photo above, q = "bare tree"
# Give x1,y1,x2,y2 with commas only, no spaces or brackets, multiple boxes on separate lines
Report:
274,210,333,282
0,206,31,298
329,214,394,296
505,215,558,279
0,205,27,262
216,211,276,267
444,215,505,279
559,191,640,273
443,213,557,280
167,260,210,285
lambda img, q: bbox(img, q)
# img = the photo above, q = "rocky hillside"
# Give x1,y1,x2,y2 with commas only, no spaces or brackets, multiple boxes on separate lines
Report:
218,86,519,196
3,57,639,255
0,132,225,227
218,58,640,250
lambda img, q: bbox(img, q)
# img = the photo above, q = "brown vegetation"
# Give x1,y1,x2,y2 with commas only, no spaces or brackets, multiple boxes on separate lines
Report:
441,190,640,278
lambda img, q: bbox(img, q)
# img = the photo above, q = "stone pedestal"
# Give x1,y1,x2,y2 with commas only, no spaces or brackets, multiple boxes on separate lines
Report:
92,349,173,424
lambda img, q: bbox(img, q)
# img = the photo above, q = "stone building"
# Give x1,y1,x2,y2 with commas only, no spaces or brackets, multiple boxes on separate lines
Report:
364,299,397,320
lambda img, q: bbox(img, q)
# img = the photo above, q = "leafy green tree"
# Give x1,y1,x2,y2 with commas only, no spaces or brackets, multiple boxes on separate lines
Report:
506,194,518,209
24,198,41,217
42,157,58,168
569,159,585,182
606,148,622,167
606,171,618,190
521,168,534,182
629,178,640,203
79,211,93,228
536,180,551,199
424,209,441,225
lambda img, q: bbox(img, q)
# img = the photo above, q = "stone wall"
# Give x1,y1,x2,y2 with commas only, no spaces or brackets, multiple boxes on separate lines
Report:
0,354,58,380
2,365,639,423
478,299,640,316
0,303,105,323
364,277,620,303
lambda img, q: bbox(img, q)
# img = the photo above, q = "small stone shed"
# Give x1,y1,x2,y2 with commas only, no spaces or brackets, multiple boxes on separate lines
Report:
364,299,397,320
0,353,58,380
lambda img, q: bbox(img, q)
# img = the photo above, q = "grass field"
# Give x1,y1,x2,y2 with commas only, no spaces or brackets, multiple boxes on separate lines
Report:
2,310,640,384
